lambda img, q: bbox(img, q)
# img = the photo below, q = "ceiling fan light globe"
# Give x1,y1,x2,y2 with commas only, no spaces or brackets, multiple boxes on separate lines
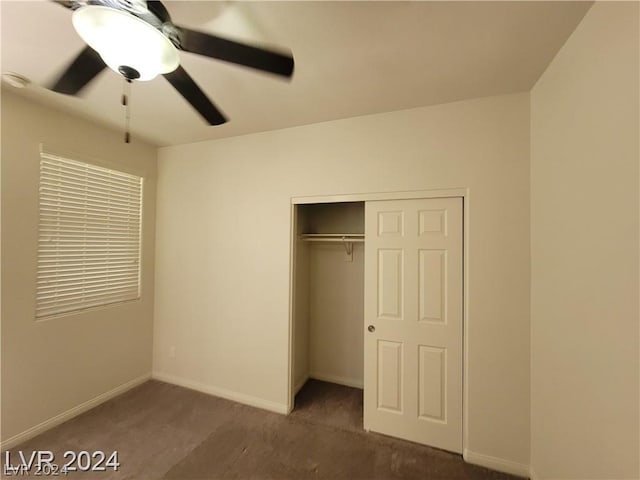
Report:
72,5,179,81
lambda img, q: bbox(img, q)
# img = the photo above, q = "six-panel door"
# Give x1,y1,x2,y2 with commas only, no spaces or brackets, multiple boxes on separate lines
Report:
363,197,463,453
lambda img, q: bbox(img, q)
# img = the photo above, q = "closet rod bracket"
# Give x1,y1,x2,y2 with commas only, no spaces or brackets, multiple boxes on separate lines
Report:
342,236,353,262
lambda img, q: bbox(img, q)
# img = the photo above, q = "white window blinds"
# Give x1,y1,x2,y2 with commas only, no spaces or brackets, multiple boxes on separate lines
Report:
36,153,143,319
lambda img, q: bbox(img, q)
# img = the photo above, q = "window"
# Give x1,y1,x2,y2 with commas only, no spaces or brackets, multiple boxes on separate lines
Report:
36,152,143,319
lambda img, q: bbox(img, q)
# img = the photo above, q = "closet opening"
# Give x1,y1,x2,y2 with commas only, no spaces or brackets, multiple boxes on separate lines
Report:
291,201,365,428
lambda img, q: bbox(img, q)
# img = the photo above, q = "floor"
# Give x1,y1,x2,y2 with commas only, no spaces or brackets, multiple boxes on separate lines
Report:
3,379,521,479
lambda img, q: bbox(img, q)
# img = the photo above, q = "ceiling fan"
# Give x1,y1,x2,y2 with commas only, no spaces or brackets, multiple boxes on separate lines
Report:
49,0,295,126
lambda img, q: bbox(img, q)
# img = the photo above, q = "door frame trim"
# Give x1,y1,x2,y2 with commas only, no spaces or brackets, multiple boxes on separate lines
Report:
287,187,470,453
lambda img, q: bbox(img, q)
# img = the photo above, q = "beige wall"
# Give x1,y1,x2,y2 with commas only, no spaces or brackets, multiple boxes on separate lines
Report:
308,243,364,388
154,92,531,468
1,91,157,444
530,2,639,479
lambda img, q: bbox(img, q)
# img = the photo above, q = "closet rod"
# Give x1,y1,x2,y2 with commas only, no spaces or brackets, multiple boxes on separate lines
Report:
300,234,363,259
300,234,364,243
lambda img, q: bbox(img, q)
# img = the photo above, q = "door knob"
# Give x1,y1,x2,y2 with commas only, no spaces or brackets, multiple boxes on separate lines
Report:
367,325,375,333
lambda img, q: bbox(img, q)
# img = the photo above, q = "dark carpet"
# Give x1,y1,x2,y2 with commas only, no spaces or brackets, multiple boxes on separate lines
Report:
3,379,522,479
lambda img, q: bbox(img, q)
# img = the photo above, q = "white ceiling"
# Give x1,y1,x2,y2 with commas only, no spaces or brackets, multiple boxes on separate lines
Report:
1,1,591,147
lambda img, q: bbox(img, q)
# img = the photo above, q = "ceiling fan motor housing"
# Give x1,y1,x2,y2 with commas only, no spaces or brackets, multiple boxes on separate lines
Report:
79,0,167,29
98,0,180,47
109,0,148,15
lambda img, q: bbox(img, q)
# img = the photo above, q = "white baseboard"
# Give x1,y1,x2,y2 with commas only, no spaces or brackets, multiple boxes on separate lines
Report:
309,372,363,389
152,371,289,415
1,373,150,451
463,448,530,478
529,466,538,480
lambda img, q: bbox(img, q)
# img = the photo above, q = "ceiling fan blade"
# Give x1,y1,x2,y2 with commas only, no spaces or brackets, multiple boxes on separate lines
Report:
50,46,106,95
178,27,294,78
146,1,172,23
163,66,227,125
51,0,74,9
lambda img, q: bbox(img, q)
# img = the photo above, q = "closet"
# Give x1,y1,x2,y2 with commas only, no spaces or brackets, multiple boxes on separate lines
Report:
292,202,365,394
290,195,464,454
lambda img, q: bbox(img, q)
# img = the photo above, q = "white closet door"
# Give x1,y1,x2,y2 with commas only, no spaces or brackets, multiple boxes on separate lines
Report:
363,197,463,453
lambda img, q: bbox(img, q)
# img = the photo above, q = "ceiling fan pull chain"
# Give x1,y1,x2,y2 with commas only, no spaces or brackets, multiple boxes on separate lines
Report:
122,78,132,143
